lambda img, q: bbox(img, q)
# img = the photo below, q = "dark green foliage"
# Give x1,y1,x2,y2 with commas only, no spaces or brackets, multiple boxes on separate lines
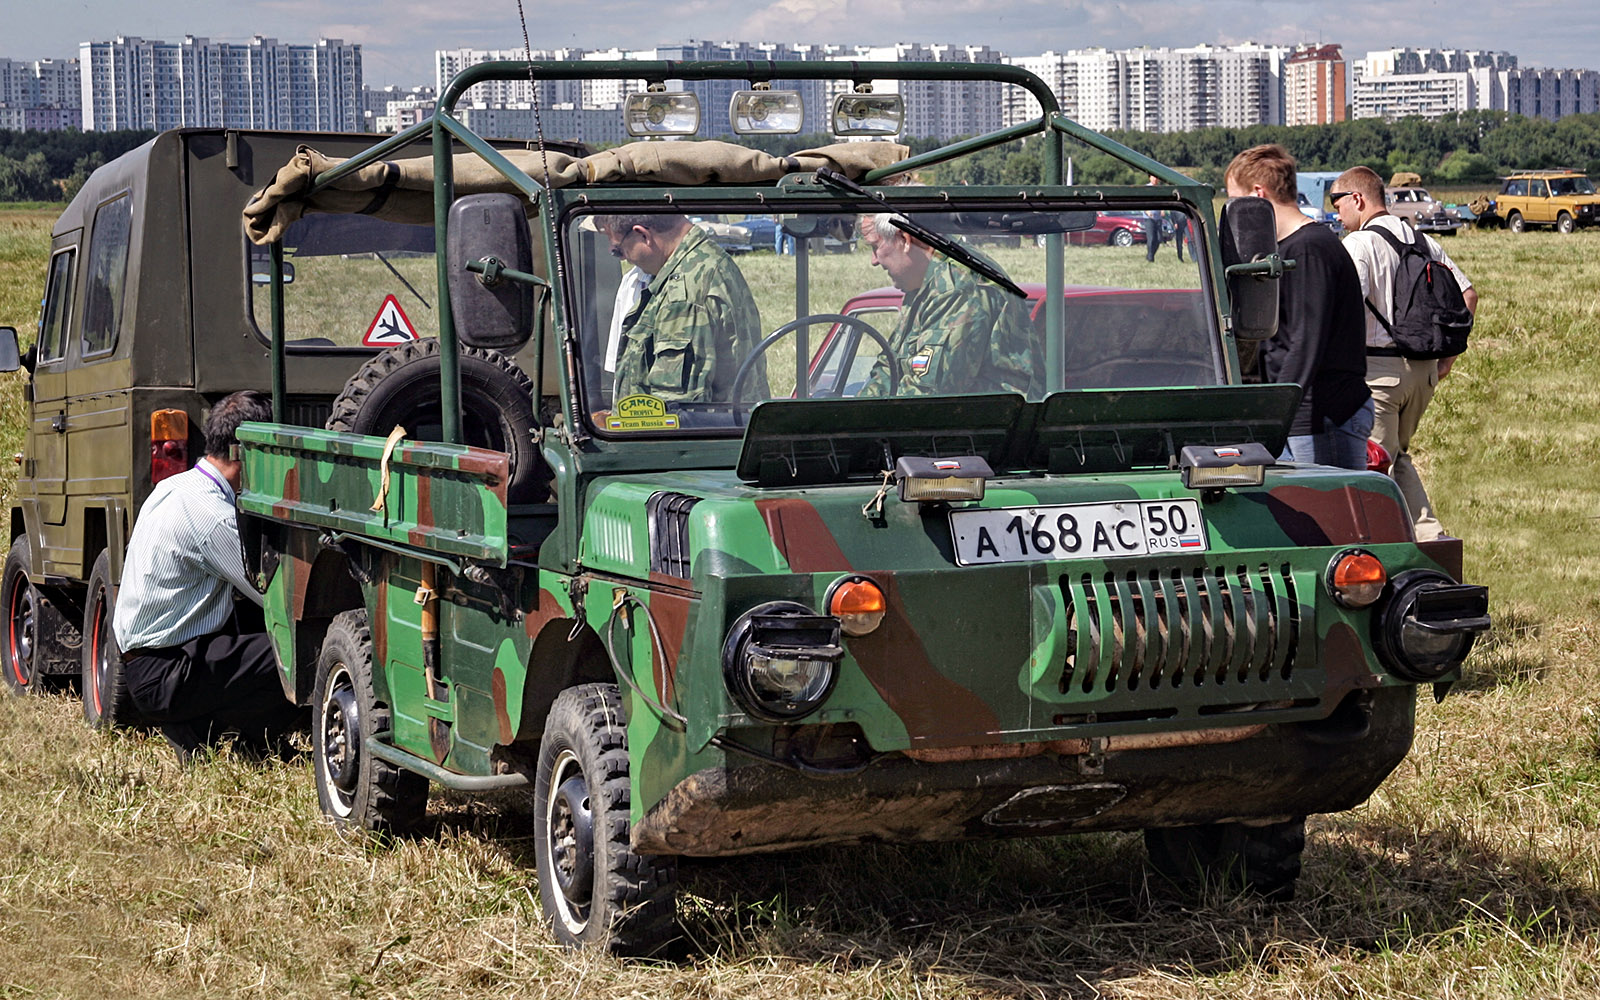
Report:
920,112,1600,186
0,129,155,203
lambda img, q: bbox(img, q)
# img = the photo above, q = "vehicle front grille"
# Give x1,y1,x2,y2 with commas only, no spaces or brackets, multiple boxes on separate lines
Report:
1054,563,1304,710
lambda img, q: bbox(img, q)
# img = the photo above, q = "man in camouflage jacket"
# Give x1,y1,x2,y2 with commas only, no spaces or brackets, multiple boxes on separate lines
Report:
858,216,1037,397
606,214,767,403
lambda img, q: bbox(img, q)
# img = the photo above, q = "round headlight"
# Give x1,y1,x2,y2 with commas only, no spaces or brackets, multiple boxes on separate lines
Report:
721,601,843,722
1326,548,1386,608
1373,570,1476,681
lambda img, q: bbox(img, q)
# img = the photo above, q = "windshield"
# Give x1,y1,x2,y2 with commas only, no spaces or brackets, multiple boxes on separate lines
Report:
1550,176,1597,196
564,202,1218,437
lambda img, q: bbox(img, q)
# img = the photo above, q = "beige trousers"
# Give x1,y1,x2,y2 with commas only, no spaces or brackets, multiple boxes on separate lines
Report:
1367,354,1443,540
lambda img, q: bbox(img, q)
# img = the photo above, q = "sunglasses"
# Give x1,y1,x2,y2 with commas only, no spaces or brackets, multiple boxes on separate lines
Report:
1328,190,1355,206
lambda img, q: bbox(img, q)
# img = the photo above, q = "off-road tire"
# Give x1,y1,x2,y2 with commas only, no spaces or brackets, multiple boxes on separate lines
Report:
81,550,137,727
2,535,48,695
1507,211,1525,233
1111,227,1135,247
326,338,546,504
312,610,428,833
1144,817,1306,903
1557,212,1575,235
534,683,678,954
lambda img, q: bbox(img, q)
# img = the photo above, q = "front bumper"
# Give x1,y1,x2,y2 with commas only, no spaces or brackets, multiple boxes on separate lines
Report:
634,686,1415,856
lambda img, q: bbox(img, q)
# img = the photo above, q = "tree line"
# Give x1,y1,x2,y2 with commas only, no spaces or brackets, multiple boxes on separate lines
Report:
924,111,1600,188
0,129,156,202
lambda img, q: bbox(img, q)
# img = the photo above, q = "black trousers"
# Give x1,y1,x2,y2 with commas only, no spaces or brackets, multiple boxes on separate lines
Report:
123,626,301,743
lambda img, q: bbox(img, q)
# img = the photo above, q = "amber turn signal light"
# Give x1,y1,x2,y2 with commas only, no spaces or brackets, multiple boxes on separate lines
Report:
826,577,887,637
1327,549,1386,608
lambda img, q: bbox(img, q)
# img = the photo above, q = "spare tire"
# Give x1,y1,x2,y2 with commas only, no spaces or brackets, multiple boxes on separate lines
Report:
327,338,546,504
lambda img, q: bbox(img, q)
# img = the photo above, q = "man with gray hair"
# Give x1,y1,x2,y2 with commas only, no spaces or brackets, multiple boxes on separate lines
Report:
857,215,1037,397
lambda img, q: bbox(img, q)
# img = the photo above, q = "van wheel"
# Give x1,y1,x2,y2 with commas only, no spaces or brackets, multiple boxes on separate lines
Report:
534,684,678,954
82,551,137,727
1144,817,1305,902
326,338,546,504
312,609,428,833
1557,212,1575,234
2,536,39,695
1507,211,1525,233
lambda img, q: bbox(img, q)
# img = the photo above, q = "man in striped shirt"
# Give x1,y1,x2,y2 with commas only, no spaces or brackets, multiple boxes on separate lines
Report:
114,391,302,759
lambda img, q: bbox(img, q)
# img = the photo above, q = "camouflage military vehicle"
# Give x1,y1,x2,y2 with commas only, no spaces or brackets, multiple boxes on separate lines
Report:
227,59,1487,954
0,128,562,727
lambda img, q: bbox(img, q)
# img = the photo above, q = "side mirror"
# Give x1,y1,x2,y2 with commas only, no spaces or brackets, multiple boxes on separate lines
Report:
0,327,19,373
447,193,535,352
1219,196,1280,342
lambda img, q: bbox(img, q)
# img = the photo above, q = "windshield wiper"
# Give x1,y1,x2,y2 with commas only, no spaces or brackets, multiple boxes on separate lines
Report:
814,168,1027,299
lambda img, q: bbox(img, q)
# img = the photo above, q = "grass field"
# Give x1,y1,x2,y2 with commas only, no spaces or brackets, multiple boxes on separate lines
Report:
1,203,1599,998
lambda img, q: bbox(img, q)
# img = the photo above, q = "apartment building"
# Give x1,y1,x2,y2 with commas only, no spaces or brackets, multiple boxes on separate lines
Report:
1284,44,1345,125
79,36,363,132
0,57,81,132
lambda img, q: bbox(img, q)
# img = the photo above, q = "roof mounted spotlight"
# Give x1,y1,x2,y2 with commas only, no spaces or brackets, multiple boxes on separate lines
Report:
832,83,903,137
624,83,700,137
731,84,805,134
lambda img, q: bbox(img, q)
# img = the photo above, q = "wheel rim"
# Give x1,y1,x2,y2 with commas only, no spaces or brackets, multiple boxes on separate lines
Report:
7,577,34,689
545,748,595,933
89,585,107,715
1114,229,1133,247
319,664,361,816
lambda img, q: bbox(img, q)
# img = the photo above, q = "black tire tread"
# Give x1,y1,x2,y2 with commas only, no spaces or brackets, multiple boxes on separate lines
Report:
1144,817,1305,903
316,609,428,833
538,683,678,954
81,550,138,728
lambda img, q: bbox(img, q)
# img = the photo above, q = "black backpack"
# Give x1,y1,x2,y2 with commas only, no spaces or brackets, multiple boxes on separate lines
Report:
1363,223,1473,359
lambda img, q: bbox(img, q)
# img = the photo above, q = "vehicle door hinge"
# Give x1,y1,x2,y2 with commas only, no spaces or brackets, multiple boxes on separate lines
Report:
50,412,65,433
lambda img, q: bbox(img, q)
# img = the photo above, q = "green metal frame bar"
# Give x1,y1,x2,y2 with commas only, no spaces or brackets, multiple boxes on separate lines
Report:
325,531,465,575
365,735,531,789
432,114,461,443
862,117,1047,184
269,243,285,421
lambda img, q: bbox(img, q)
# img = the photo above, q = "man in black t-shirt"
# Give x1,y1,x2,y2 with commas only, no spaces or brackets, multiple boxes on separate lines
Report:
1225,145,1372,469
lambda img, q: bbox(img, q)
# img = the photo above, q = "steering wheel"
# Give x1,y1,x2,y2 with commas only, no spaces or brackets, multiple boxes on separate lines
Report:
729,313,901,402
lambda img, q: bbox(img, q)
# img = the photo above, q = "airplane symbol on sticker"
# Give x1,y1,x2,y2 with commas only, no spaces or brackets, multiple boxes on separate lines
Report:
363,294,419,346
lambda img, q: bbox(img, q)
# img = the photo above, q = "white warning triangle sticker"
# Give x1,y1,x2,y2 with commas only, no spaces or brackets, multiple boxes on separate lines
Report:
362,294,419,346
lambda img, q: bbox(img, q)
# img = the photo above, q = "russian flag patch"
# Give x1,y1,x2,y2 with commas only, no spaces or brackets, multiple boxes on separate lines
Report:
1179,535,1204,548
909,353,931,374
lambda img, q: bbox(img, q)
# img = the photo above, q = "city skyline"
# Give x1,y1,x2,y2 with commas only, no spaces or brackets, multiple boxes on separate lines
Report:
2,0,1597,88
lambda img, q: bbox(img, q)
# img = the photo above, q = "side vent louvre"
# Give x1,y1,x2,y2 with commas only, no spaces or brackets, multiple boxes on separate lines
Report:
646,492,699,579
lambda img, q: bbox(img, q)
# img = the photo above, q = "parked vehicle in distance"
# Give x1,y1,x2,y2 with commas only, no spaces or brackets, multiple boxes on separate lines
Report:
1385,186,1464,235
1494,170,1600,233
690,216,753,253
1295,172,1342,231
1040,212,1149,247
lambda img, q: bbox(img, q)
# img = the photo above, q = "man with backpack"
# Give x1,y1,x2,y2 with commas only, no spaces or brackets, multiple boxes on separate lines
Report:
1332,165,1478,541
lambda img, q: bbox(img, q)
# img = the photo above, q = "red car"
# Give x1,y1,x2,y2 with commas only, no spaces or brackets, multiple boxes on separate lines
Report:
1065,213,1151,247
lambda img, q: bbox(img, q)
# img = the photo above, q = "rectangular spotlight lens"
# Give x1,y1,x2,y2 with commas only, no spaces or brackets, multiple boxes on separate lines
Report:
831,93,904,136
731,90,804,134
623,92,700,136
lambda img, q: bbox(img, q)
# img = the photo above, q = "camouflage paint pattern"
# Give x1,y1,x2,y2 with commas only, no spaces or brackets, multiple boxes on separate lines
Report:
612,226,769,402
859,250,1039,397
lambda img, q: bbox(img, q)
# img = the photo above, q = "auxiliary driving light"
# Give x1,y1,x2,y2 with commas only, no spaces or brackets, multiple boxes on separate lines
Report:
722,601,844,722
826,576,887,636
730,89,804,134
895,455,992,503
624,91,700,136
831,92,904,136
1327,549,1386,608
1180,442,1274,490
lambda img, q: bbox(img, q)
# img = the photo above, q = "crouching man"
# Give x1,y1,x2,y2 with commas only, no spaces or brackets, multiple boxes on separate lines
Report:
114,391,302,759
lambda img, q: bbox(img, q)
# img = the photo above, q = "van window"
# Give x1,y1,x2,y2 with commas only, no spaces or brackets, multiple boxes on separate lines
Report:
248,215,437,350
80,194,133,358
38,248,75,364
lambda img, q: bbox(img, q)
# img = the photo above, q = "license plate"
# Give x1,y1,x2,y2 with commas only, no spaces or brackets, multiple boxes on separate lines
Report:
949,499,1207,566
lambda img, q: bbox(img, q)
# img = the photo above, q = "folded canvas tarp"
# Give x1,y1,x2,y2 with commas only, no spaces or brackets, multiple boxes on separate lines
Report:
244,139,911,245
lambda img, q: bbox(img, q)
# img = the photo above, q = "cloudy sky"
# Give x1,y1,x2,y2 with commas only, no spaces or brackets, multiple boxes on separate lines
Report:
7,0,1597,87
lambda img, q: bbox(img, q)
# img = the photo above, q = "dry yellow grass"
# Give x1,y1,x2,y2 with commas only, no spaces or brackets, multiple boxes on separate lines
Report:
1,207,1598,998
